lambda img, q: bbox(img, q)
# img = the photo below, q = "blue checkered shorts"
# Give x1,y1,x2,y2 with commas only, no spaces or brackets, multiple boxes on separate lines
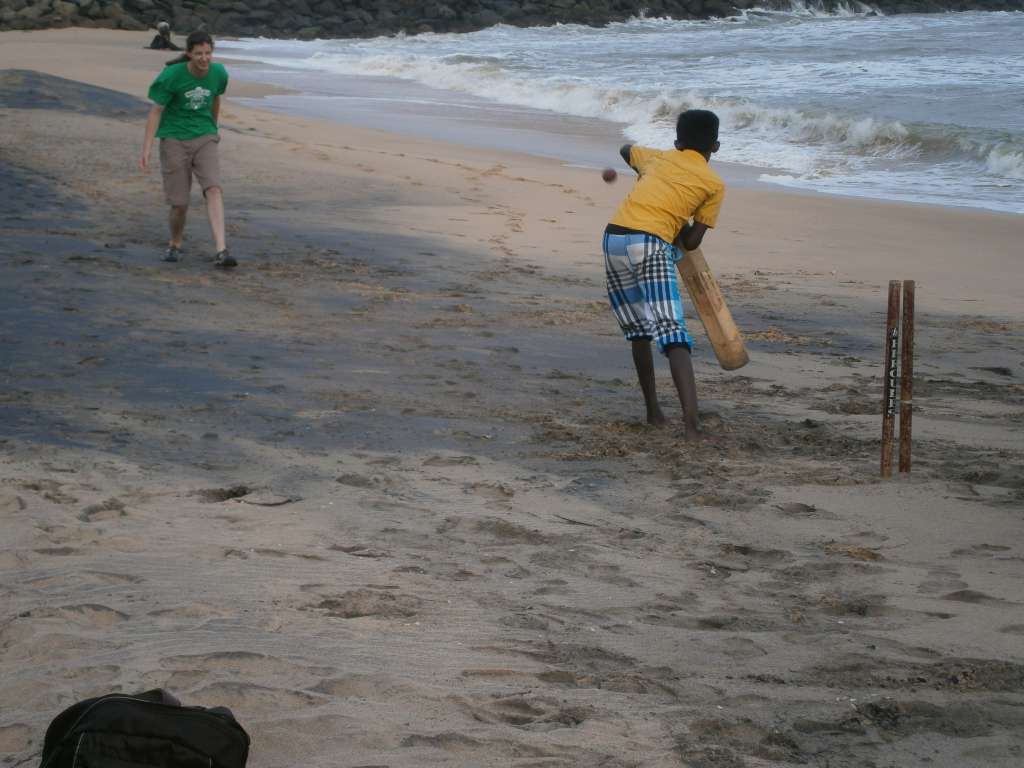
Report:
603,230,693,355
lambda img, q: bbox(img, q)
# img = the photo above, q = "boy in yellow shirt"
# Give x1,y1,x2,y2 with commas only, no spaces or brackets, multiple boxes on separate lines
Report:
603,110,724,437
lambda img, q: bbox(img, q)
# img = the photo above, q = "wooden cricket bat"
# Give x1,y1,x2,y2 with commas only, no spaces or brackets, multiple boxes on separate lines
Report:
677,247,749,370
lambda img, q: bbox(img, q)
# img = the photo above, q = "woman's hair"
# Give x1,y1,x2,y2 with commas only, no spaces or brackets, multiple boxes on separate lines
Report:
165,30,215,67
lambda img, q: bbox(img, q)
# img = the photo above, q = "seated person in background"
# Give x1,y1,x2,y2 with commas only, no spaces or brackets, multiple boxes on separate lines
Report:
147,22,181,51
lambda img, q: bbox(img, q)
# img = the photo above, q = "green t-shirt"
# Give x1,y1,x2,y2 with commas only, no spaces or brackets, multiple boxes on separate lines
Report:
148,62,228,141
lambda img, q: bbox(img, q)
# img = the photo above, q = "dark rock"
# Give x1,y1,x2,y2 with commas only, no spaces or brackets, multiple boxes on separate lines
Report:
702,0,734,16
471,8,500,26
17,2,51,20
423,2,456,19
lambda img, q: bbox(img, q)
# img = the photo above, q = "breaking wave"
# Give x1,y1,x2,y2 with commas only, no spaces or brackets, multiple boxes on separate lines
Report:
257,48,1022,186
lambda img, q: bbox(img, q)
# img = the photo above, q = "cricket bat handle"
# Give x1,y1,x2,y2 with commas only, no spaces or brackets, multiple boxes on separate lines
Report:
677,247,749,371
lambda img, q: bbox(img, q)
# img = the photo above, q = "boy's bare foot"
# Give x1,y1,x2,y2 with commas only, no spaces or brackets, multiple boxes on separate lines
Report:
647,408,668,427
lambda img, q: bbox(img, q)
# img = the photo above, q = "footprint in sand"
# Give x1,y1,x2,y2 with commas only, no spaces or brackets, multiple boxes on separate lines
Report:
329,544,389,559
466,481,515,500
951,543,1012,557
471,641,679,700
718,543,794,568
136,668,211,692
450,693,592,729
336,473,384,489
308,588,420,619
78,497,125,521
161,651,332,678
773,501,835,519
423,454,479,468
0,550,32,569
0,623,107,662
474,518,546,545
148,603,232,622
30,604,129,627
942,589,1013,605
719,636,769,659
682,719,800,765
189,682,323,716
18,478,78,505
818,592,890,618
916,566,968,595
192,485,251,503
823,543,883,562
690,612,781,633
312,673,413,700
25,571,142,591
0,722,32,752
500,612,549,631
0,494,27,512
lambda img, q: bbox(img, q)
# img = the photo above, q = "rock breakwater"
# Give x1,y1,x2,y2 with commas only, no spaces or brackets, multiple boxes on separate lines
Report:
1,0,1021,40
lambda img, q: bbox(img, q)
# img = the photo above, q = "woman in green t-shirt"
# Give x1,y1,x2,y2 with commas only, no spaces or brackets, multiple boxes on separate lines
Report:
140,30,236,268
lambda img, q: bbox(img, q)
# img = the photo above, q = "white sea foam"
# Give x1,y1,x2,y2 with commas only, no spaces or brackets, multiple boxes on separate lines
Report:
986,145,1024,181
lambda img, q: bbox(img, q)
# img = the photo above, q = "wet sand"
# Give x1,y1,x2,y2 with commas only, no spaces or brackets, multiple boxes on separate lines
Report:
2,29,1024,768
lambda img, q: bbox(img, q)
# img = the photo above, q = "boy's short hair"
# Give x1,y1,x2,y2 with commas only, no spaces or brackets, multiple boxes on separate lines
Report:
676,110,719,153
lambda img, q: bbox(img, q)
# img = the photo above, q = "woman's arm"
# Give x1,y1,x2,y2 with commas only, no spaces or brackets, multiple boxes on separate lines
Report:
140,104,163,171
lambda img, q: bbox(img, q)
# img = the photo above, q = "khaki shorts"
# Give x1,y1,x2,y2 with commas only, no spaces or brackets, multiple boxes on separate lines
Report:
159,134,222,207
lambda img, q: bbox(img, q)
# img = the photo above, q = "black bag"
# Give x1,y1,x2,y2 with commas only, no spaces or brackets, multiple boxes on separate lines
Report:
39,689,250,768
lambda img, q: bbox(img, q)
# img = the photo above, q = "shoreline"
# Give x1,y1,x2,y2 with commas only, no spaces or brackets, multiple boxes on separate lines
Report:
4,27,1023,220
1,4,1017,44
2,27,1024,768
211,19,1024,220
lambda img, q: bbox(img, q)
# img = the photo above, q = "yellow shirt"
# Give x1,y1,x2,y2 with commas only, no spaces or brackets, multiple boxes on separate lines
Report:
609,147,725,245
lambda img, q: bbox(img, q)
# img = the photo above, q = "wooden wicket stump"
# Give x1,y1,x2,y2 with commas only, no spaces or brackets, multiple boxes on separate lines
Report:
881,280,916,478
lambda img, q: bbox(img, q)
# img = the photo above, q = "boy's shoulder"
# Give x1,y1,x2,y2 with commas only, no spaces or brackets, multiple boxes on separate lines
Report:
630,146,724,192
667,149,725,190
628,144,665,165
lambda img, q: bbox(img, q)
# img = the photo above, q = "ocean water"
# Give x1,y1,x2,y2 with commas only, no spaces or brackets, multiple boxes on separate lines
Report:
219,8,1024,214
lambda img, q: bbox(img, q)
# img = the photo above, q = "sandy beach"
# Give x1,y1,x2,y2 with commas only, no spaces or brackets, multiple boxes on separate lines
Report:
2,28,1023,768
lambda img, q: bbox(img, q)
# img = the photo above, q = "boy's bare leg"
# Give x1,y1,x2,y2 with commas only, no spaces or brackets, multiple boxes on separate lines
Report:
204,186,227,253
667,345,700,438
168,205,187,248
631,339,667,426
